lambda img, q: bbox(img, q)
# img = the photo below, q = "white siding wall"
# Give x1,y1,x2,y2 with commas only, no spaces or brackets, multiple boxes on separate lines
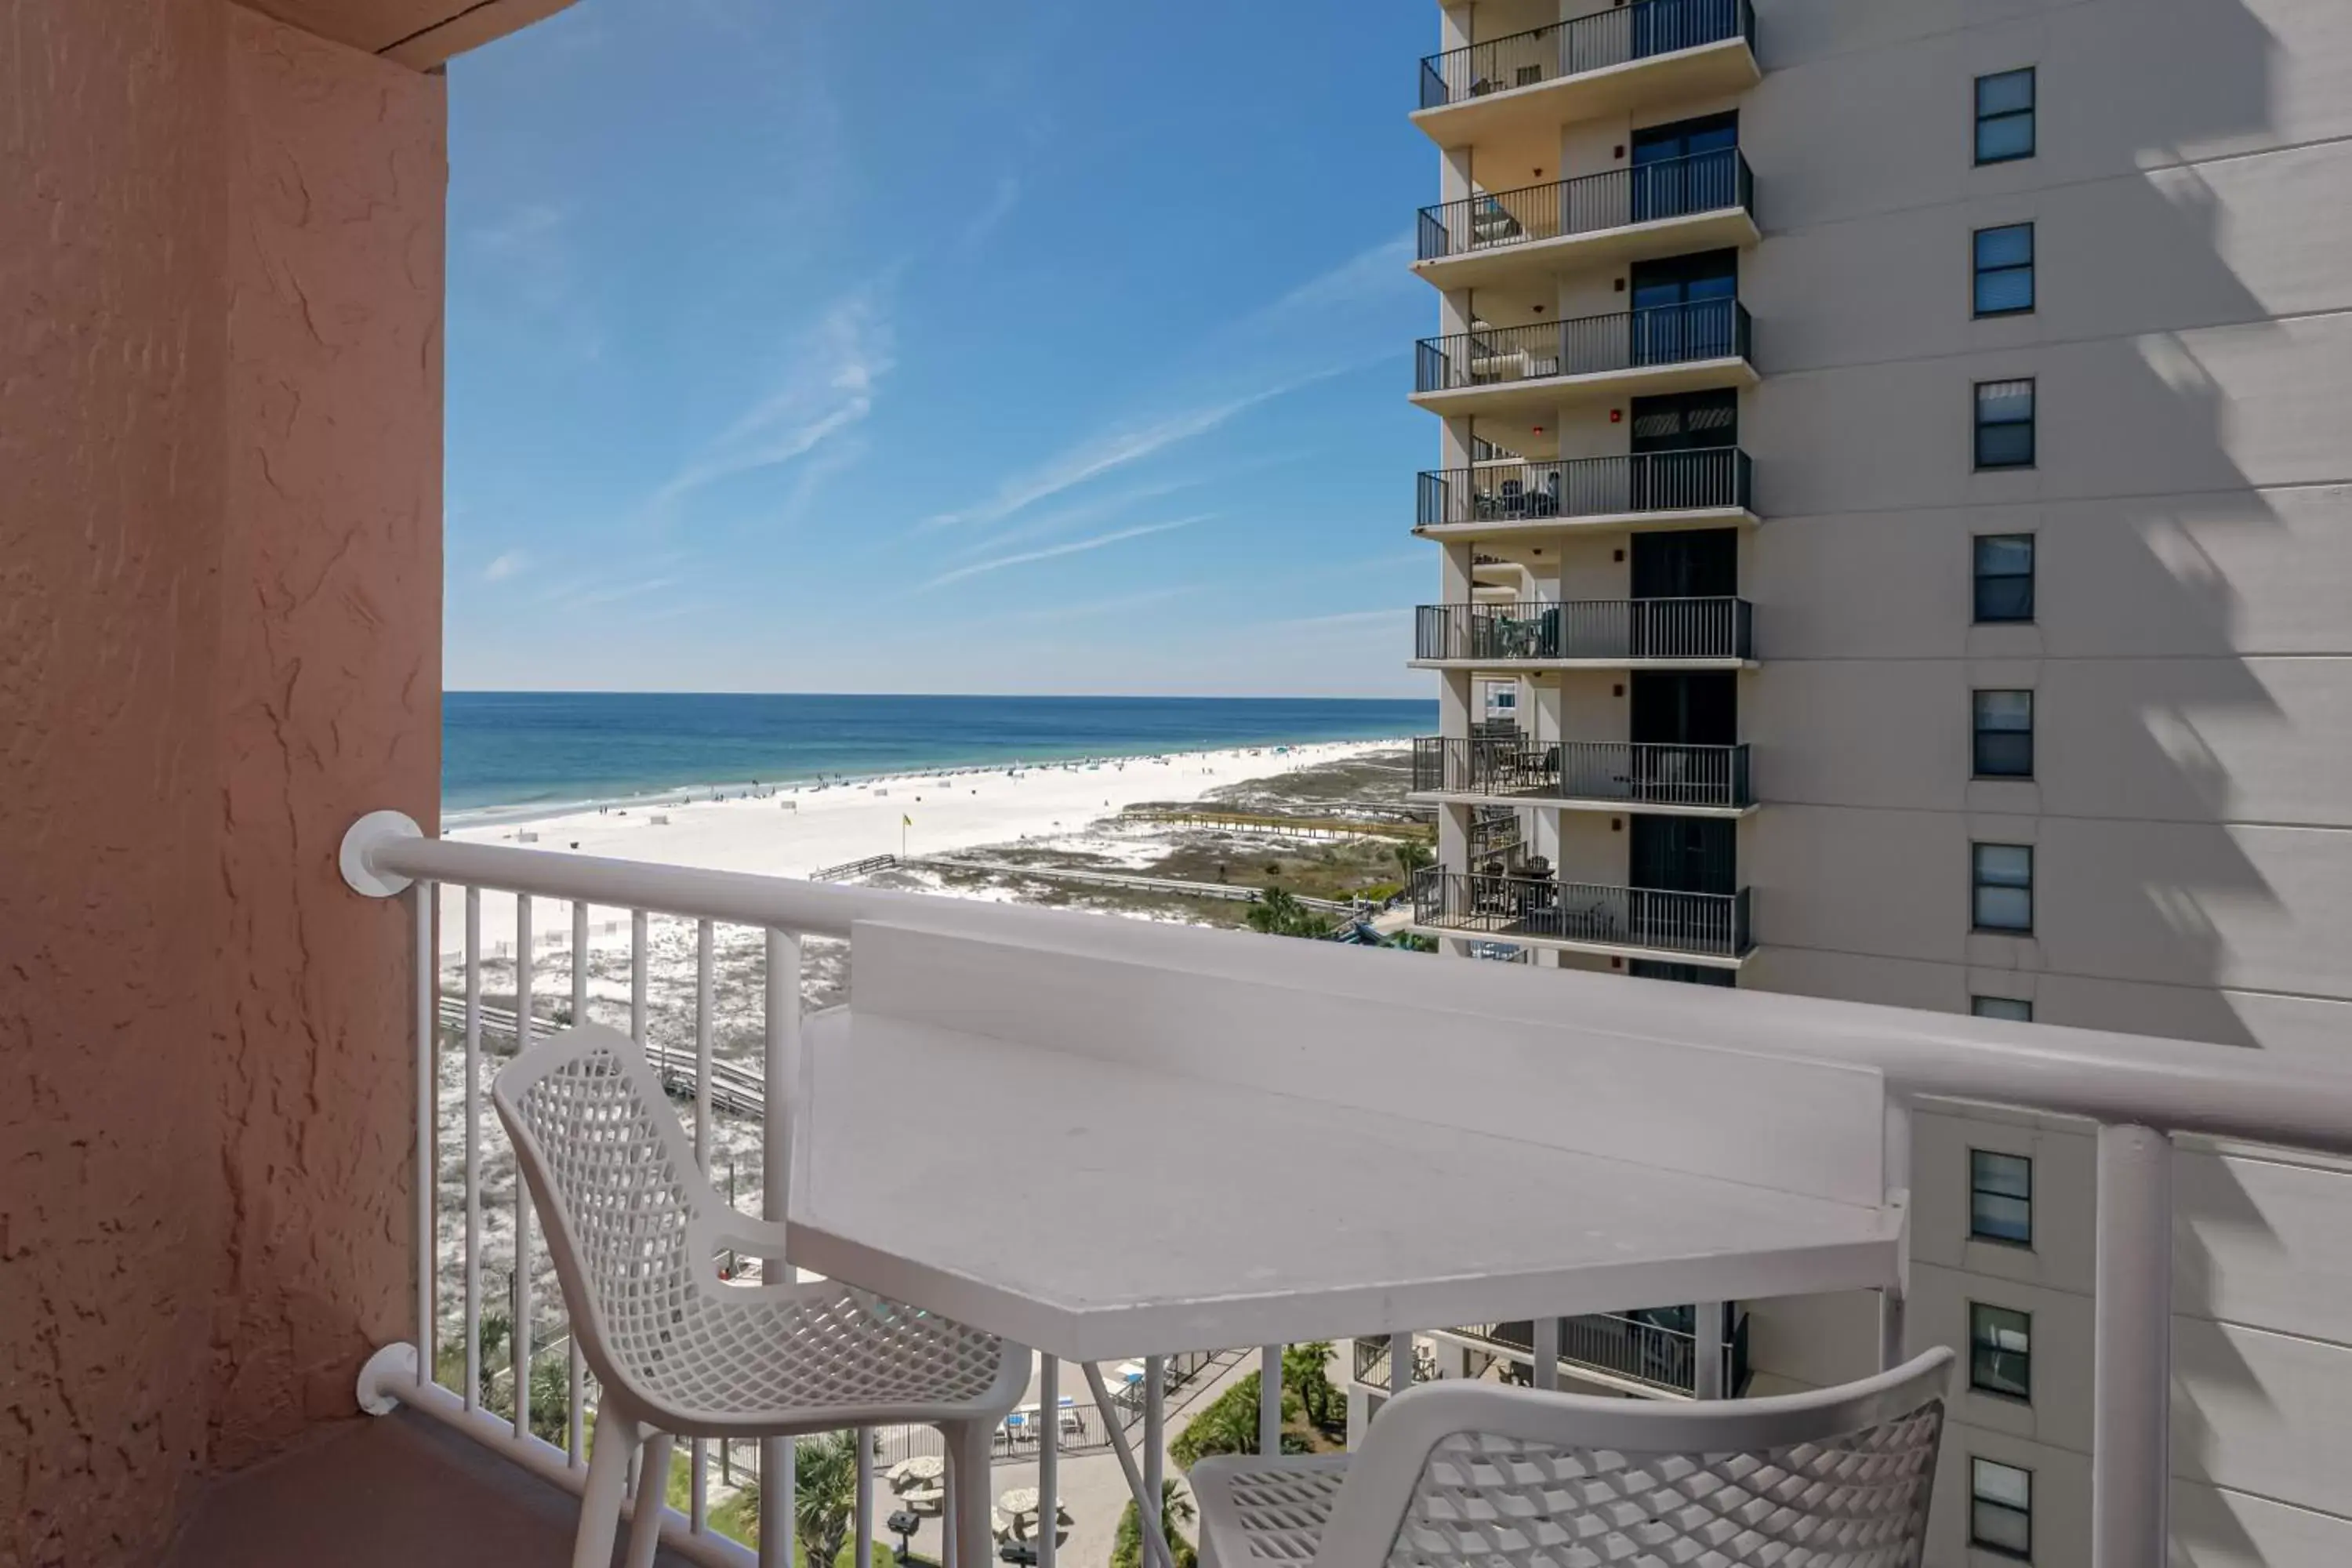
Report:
1425,0,2352,1558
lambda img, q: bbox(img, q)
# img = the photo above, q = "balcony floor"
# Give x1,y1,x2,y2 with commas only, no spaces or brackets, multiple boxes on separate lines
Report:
165,1410,700,1568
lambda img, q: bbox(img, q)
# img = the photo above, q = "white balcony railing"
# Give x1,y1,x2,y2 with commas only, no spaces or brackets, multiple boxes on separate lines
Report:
340,810,2352,1568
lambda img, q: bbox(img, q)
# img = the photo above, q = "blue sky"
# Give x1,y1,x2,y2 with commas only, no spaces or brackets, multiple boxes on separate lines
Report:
444,0,1436,698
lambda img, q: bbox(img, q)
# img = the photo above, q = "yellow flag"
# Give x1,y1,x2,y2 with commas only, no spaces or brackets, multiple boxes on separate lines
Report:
902,814,912,827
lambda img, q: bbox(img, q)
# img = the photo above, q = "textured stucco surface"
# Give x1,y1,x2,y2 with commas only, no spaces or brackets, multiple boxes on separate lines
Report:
206,4,446,1472
0,2,233,1562
0,5,443,1563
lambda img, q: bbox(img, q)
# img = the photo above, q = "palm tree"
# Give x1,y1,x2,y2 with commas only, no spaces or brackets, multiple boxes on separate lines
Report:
1392,840,1435,881
717,1429,868,1559
793,1429,869,1567
1244,887,1330,939
1114,1479,1198,1568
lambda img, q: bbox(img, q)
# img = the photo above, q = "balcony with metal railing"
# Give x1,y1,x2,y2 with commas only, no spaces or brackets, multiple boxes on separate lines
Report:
1411,299,1755,419
1411,866,1753,964
1415,151,1757,289
147,812,2352,1568
1411,736,1754,815
1413,597,1755,668
1414,0,1759,151
1436,1310,1752,1399
1417,450,1756,538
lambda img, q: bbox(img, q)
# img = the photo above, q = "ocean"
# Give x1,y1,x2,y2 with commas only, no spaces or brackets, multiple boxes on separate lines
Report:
444,691,1434,821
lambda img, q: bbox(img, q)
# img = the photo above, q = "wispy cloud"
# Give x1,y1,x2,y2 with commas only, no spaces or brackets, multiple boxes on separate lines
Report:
948,477,1203,560
920,517,1210,591
541,575,686,612
1262,607,1408,631
959,175,1023,252
482,549,531,583
470,203,603,360
1249,235,1417,324
993,585,1197,626
653,292,892,518
921,371,1345,533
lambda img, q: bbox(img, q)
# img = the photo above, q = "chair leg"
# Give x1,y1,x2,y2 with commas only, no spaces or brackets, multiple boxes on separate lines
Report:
623,1428,677,1568
577,1403,640,1568
944,1419,997,1568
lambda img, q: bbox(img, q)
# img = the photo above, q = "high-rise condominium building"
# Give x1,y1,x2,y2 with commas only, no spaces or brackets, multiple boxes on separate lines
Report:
1381,1,2352,1560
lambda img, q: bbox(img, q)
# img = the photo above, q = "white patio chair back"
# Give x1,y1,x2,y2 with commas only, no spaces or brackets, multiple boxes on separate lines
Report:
1287,1348,1949,1568
492,1024,711,1406
492,1022,1022,1435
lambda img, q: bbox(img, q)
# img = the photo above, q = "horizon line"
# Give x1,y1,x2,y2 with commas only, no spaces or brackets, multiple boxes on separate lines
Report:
444,688,1434,702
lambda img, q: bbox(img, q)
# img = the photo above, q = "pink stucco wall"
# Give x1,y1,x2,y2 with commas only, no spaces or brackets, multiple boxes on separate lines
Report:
0,5,442,1562
208,3,445,1473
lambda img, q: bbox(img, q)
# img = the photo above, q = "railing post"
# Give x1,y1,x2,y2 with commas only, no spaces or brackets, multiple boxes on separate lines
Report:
2094,1124,2173,1568
1143,1356,1166,1557
1036,1357,1058,1568
413,879,436,1393
856,1425,877,1568
1259,1345,1282,1456
760,927,804,1568
1692,1303,1725,1399
1530,1317,1559,1392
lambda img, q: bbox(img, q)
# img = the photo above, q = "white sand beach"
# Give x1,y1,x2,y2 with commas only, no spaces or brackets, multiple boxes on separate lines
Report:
437,738,1405,956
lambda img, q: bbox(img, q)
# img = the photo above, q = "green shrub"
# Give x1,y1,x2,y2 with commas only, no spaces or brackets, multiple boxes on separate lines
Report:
1111,1482,1197,1568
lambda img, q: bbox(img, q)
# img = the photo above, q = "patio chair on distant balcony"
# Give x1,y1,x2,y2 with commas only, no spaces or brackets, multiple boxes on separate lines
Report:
1192,1349,1951,1568
494,1022,1031,1568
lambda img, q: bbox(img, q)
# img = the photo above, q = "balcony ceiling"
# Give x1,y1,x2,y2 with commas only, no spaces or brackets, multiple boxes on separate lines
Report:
246,0,578,68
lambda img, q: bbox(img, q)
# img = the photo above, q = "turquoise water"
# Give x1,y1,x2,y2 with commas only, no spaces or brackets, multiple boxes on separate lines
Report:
445,692,1432,820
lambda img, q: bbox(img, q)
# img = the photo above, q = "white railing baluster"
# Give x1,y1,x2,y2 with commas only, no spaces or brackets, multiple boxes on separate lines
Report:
760,927,803,1568
692,917,713,1534
1143,1356,1165,1554
630,909,648,1046
2093,1124,2173,1568
1036,1358,1058,1568
463,887,483,1410
568,898,590,1466
514,893,534,1443
415,878,436,1391
855,1425,876,1568
1258,1345,1280,1457
1692,1302,1725,1400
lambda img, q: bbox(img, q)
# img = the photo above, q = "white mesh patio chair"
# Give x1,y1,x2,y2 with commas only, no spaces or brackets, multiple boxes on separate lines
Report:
1192,1347,1951,1568
494,1022,1031,1568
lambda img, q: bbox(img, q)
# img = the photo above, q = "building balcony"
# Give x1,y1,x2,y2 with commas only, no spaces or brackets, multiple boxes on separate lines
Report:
1410,300,1755,421
1417,450,1756,540
1414,151,1757,291
40,804,2352,1564
1414,0,1759,152
1411,736,1755,815
1411,868,1755,965
1412,597,1755,670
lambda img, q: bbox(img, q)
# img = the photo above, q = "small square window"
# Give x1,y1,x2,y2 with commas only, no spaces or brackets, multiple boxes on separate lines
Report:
1971,1149,2033,1244
1973,842,2033,933
1973,996,2033,1024
1975,534,2035,622
1976,379,2036,470
1970,1302,2034,1400
1971,1458,2034,1559
1976,68,2036,165
1974,690,2034,778
1974,223,2035,316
